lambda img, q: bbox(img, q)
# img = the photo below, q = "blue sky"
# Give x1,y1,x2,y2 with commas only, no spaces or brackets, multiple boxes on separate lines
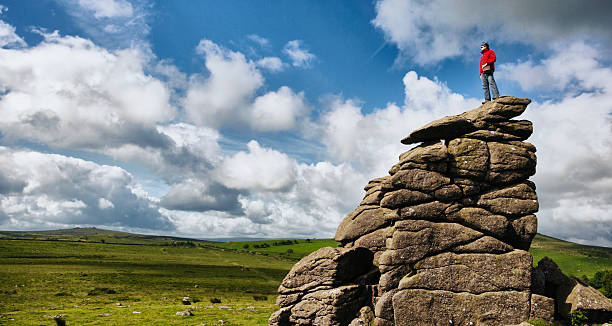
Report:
0,0,611,246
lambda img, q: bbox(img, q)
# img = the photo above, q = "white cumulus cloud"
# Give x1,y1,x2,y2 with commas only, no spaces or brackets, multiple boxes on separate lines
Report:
215,140,297,191
77,0,134,19
184,40,308,132
499,42,610,94
256,57,284,72
0,7,26,48
184,39,264,128
0,31,174,150
247,34,270,48
0,147,171,230
249,86,309,132
283,40,315,68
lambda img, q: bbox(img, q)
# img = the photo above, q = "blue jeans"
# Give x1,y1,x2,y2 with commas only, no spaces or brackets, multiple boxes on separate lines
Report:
481,72,500,101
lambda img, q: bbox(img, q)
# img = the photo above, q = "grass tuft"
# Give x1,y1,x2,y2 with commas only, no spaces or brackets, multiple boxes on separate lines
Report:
87,287,117,295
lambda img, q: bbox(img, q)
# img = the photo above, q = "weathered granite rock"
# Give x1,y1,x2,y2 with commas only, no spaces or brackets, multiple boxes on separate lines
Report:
477,183,539,216
564,282,612,322
530,294,555,322
364,176,389,191
390,168,450,192
374,289,398,321
278,247,373,295
452,235,513,254
335,207,398,243
448,137,490,180
348,306,374,326
398,141,448,164
534,257,612,322
392,289,530,325
463,120,533,142
379,220,482,267
360,189,384,206
401,97,531,144
289,285,368,326
353,228,388,249
487,141,537,184
379,265,412,292
271,97,585,326
398,201,450,221
433,183,463,201
398,250,532,294
401,115,476,145
269,306,292,326
510,214,538,250
447,206,509,238
354,227,391,258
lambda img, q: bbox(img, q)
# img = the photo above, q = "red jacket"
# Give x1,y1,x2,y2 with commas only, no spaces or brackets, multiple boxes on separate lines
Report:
480,49,496,74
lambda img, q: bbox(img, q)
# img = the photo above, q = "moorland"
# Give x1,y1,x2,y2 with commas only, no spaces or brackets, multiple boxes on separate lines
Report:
0,228,610,325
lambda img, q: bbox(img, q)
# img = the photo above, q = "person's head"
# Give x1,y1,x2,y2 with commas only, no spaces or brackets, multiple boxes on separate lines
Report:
480,42,489,53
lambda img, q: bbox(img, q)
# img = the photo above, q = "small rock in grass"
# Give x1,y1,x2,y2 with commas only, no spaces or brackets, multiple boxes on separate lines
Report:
132,311,141,314
176,310,194,316
218,306,232,310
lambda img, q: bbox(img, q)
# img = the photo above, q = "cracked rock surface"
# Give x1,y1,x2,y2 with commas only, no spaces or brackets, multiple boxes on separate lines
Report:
270,96,611,325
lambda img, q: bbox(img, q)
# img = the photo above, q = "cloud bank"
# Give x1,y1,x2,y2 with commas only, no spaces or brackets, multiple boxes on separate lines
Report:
0,2,610,246
372,0,612,65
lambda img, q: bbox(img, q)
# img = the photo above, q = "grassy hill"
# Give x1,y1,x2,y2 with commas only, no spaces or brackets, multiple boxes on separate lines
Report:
0,227,203,245
0,228,610,325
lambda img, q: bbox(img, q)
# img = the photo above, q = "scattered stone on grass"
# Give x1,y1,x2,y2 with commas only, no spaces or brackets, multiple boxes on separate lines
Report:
44,315,67,326
132,311,141,314
218,306,233,310
176,310,194,316
182,296,191,305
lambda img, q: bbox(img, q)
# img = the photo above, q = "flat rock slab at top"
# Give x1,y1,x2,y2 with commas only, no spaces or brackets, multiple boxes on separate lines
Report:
401,96,531,144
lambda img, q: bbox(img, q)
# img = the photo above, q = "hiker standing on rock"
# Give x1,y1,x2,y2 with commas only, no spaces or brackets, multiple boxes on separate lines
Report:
480,42,500,103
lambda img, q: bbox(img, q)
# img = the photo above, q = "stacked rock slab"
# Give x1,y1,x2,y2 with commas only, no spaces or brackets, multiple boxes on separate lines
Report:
270,97,540,325
348,97,539,325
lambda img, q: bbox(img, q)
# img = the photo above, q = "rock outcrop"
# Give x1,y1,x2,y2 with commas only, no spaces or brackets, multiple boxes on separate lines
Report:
270,97,612,325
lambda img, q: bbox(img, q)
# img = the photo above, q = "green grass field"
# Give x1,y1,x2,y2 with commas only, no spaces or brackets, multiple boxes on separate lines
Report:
530,234,612,278
0,238,296,325
0,228,610,325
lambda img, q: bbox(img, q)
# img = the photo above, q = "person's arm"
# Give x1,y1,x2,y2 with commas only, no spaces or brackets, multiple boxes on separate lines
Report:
487,51,496,64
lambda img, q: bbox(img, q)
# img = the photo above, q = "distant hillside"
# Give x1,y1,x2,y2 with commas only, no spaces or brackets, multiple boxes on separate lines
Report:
0,227,207,245
1,228,610,277
530,234,612,277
